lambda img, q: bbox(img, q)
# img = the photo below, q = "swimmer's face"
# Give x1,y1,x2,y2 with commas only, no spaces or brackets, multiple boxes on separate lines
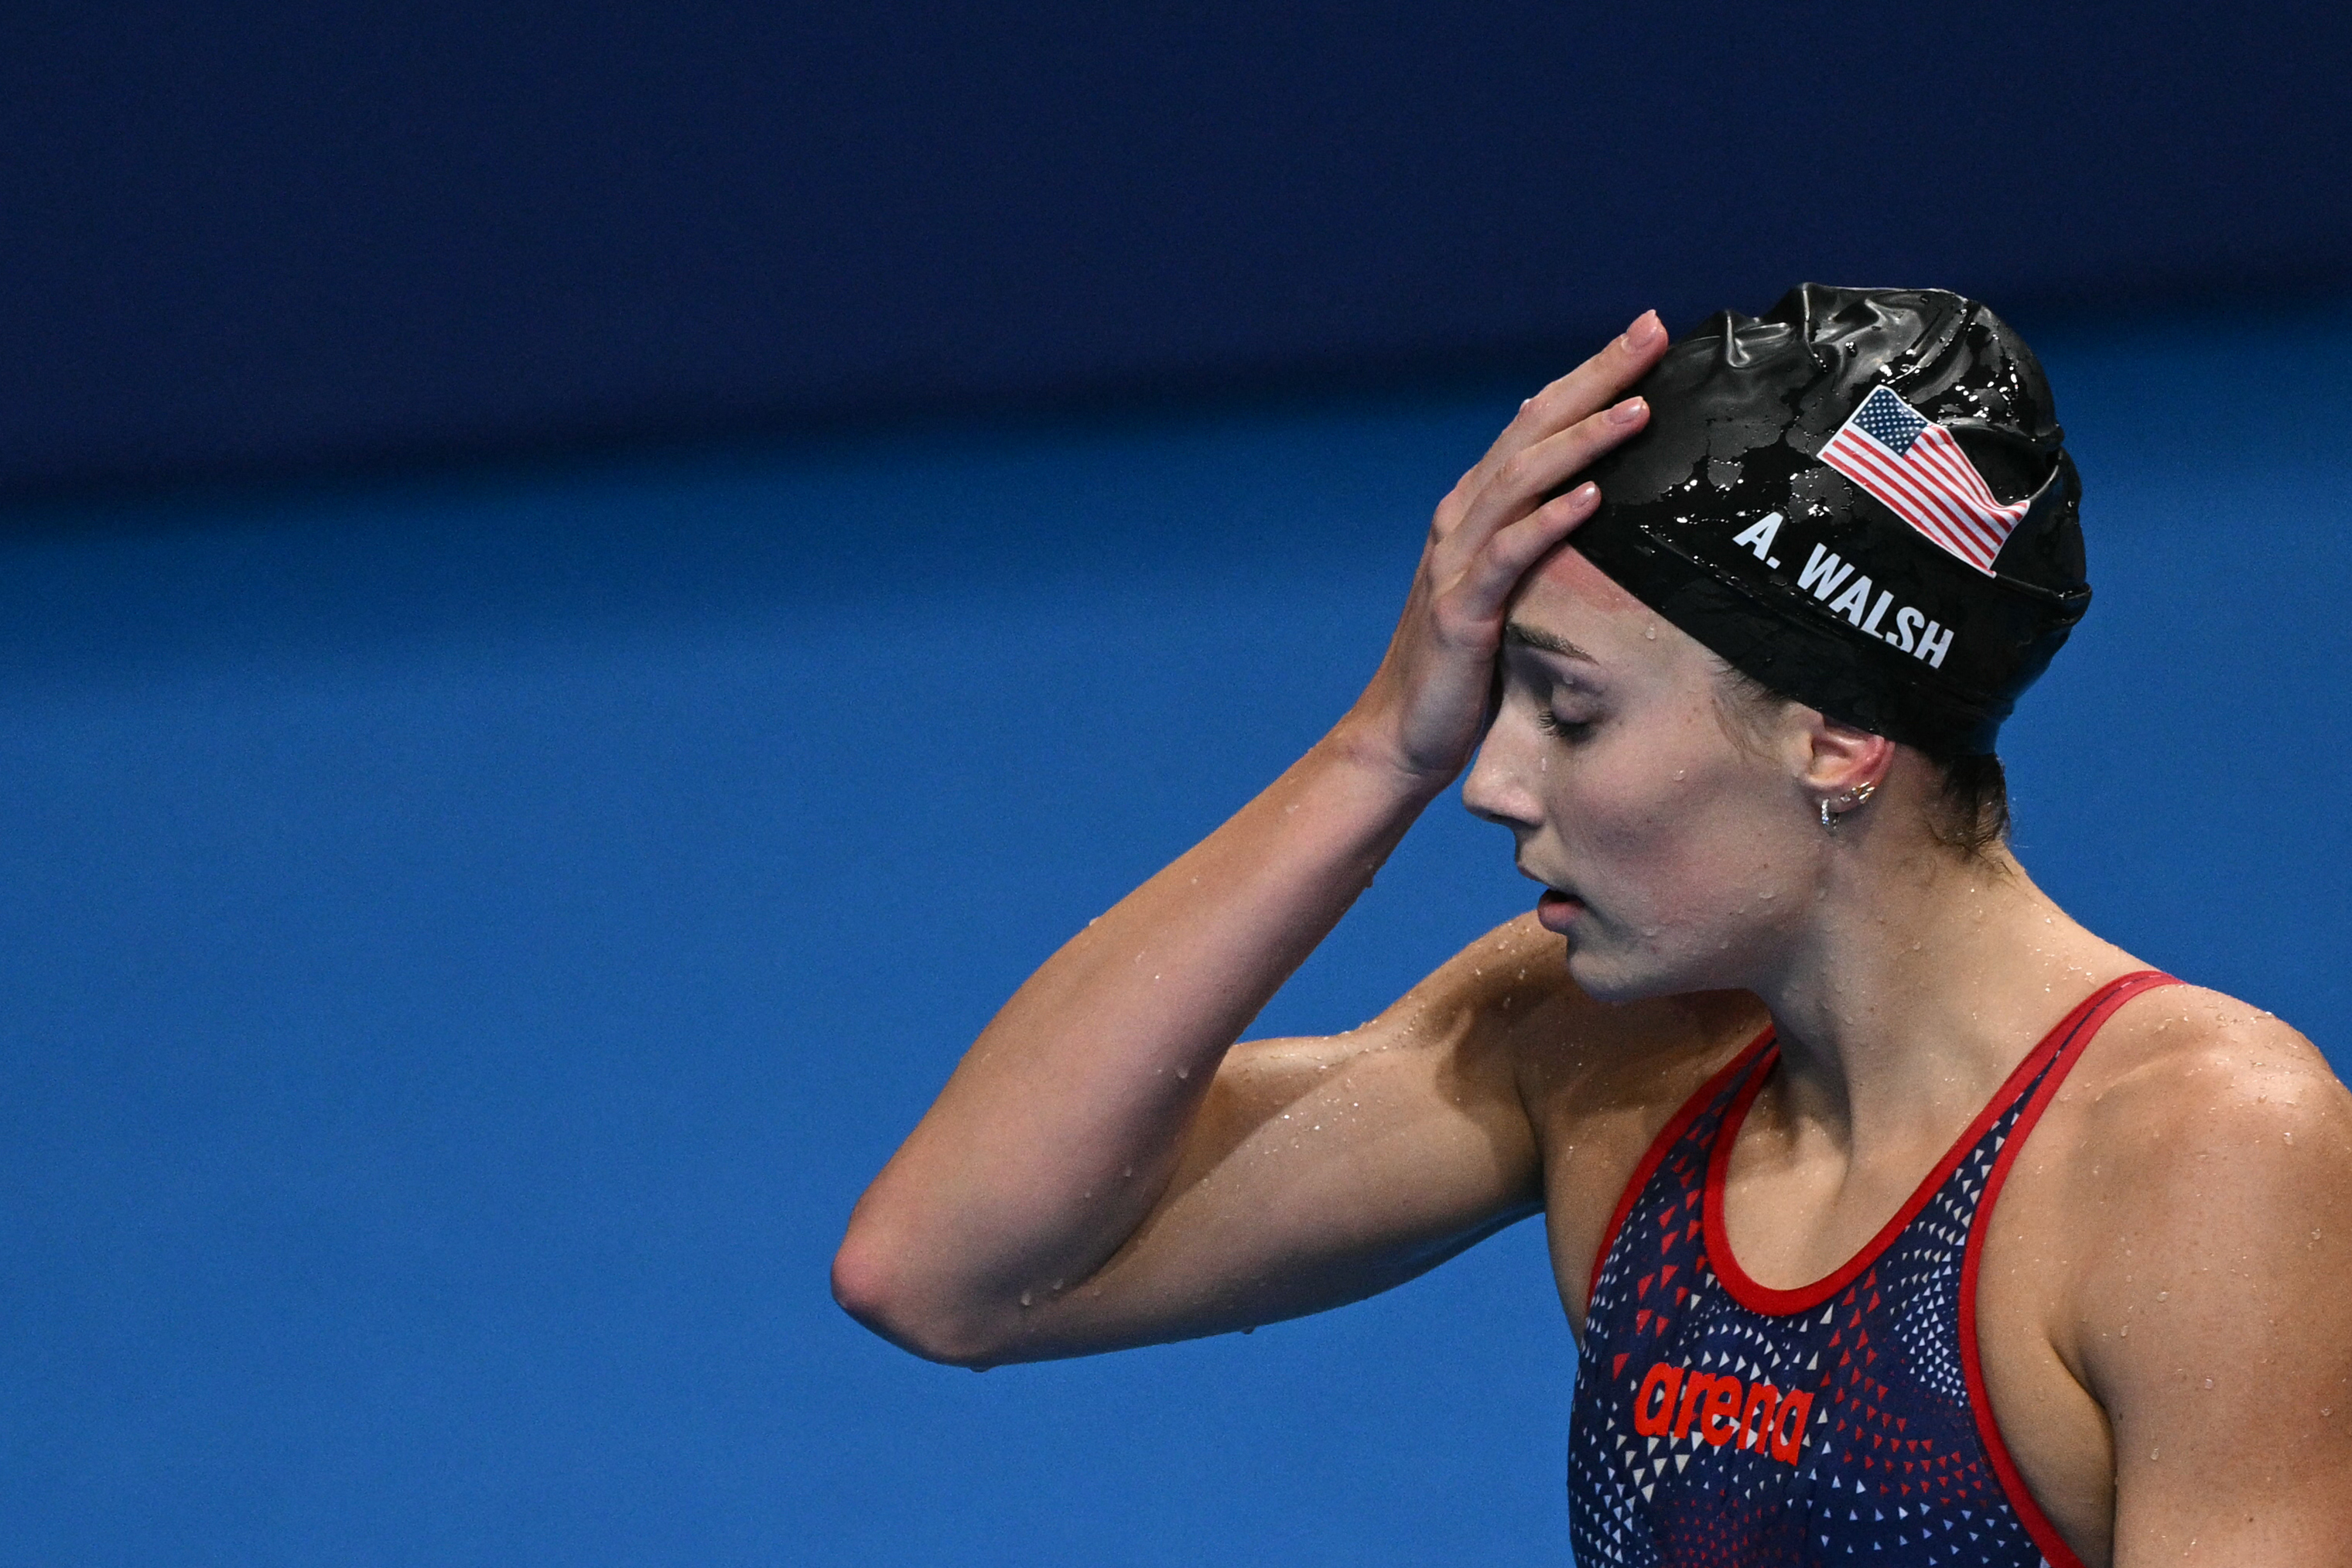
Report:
1461,548,1825,1002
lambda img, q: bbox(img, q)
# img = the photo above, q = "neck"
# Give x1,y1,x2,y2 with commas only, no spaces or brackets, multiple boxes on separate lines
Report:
1748,833,2139,1152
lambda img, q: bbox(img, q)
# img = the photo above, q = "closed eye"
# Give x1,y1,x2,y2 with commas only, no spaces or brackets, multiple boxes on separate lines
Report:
1533,708,1595,742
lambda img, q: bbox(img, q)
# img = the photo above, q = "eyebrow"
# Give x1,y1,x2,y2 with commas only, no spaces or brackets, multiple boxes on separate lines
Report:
1502,620,1598,662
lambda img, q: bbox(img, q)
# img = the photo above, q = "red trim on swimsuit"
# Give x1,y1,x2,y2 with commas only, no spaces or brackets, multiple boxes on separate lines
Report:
1582,1030,1773,1318
1698,983,2129,1319
1958,968,2182,1568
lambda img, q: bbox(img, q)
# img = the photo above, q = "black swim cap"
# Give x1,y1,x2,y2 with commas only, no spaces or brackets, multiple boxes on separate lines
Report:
1571,284,2088,756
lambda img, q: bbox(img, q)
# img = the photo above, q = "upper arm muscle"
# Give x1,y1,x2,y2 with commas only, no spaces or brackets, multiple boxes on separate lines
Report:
993,923,1554,1359
2079,1015,2352,1563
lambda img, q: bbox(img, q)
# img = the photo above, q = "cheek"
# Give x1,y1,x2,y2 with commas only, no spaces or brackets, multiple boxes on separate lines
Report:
1556,729,1802,929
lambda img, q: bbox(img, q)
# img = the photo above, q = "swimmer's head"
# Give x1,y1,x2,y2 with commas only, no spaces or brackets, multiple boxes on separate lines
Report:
1468,287,2084,999
1467,547,2012,1002
1567,284,2089,757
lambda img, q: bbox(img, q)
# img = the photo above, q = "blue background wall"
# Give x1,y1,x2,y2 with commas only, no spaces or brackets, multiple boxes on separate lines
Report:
5,4,2349,1559
8,1,2350,492
3,302,2347,1563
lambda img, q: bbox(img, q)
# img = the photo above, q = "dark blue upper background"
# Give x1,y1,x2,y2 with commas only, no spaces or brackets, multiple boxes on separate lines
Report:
8,0,2348,492
5,11,2350,1563
3,9,2349,1561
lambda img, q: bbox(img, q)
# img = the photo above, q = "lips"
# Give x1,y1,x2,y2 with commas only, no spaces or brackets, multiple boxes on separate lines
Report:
1536,888,1585,933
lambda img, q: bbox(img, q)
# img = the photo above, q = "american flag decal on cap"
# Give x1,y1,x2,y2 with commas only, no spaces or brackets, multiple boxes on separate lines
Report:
1817,386,2028,575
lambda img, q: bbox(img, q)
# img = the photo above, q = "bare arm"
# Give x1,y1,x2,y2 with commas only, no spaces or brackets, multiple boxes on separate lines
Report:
945,922,1576,1361
2074,1011,2352,1564
832,311,1672,1365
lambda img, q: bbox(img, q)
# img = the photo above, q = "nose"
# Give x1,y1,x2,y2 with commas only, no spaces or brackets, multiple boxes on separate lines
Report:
1461,709,1544,830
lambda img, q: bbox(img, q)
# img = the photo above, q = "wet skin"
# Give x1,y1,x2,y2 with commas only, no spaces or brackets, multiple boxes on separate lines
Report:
1466,547,2352,1560
836,313,2352,1565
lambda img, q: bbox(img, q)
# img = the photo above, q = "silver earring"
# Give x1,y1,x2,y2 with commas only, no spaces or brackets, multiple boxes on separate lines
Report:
1819,781,1878,831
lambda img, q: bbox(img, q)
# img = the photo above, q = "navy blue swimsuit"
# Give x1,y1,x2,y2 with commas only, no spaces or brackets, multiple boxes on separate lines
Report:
1568,971,2177,1566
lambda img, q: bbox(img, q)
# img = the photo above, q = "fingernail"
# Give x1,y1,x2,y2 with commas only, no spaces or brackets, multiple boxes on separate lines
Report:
1608,396,1646,426
1626,310,1663,350
1571,481,1601,507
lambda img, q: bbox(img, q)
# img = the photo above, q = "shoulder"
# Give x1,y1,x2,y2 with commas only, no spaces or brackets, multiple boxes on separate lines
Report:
2038,980,2352,1364
2053,982,2350,1202
1391,912,1766,1105
1393,914,1766,1324
1369,914,1766,1184
2025,982,2352,1555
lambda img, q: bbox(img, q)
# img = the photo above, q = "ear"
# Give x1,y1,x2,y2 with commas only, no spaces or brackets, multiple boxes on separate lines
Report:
1793,712,1896,800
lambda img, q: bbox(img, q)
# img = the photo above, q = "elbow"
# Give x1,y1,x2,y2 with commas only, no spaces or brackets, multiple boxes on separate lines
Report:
830,1221,1011,1369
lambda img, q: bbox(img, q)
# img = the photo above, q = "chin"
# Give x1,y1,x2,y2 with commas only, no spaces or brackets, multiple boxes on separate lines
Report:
1564,936,1728,1005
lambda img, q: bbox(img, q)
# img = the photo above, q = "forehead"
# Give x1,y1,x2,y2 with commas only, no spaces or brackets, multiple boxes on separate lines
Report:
1509,544,1663,644
1506,543,1722,688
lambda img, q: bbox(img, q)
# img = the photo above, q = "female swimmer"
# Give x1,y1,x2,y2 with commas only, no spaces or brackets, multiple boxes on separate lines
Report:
835,287,2351,1565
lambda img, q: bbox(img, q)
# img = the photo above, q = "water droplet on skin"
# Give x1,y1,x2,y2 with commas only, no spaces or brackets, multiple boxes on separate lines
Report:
1019,1290,1033,1307
2157,1290,2169,1300
2204,1377,2215,1388
1175,1067,1188,1079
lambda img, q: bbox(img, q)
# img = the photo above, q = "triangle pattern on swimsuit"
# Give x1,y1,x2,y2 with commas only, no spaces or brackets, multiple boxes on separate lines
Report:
1567,971,2179,1567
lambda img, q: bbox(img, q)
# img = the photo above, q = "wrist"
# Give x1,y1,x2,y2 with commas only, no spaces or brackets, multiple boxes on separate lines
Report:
1318,709,1462,808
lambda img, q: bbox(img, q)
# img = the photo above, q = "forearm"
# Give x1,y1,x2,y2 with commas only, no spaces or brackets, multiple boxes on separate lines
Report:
833,715,1444,1361
832,309,1669,1364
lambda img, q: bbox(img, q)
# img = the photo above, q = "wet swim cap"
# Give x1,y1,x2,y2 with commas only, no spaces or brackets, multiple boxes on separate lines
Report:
1571,284,2088,755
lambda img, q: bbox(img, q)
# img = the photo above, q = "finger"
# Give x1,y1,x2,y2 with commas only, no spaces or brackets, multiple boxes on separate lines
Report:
1455,482,1600,611
1483,309,1667,473
1433,311,1663,546
1447,393,1647,555
1509,389,1656,504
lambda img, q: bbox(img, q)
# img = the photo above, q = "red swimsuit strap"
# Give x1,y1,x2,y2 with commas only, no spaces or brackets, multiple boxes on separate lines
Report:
1958,967,2182,1568
1581,1029,1773,1317
1584,969,2180,1324
1701,968,2180,1317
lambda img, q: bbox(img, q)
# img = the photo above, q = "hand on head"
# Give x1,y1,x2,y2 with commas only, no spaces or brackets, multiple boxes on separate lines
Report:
1341,311,1670,788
